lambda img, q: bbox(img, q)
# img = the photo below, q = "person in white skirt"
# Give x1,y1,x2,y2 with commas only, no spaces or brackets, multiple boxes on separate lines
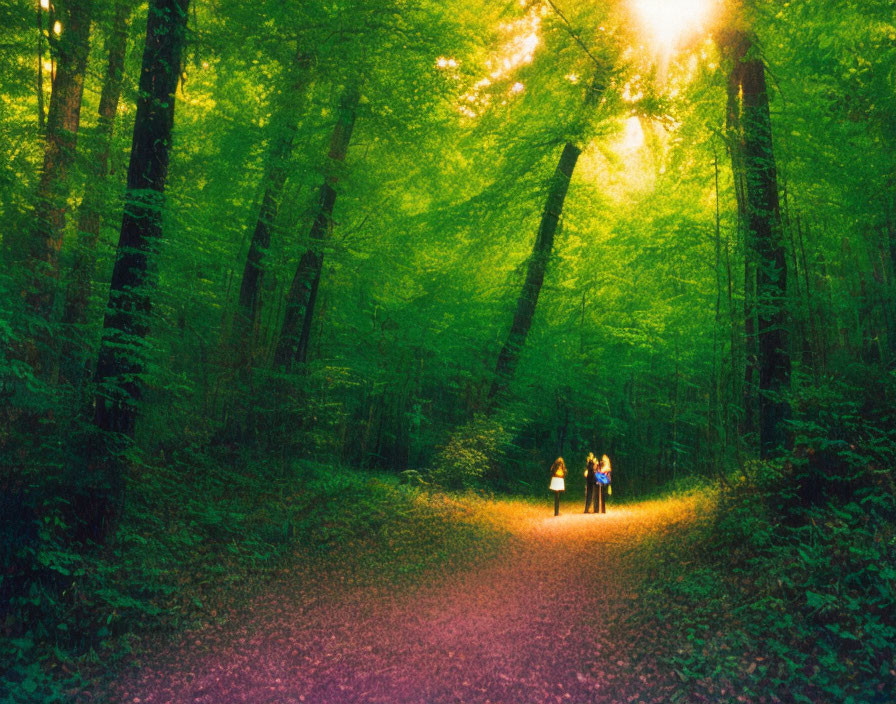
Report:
549,457,567,516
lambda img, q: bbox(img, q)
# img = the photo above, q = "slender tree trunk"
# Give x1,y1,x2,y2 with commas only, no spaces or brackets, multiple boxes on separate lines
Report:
784,201,810,368
293,261,323,364
671,337,680,480
487,141,581,403
223,54,311,440
724,194,745,466
889,194,896,275
25,0,92,344
886,190,896,363
579,291,586,354
274,85,360,370
90,0,190,539
743,263,758,434
232,52,313,355
556,395,569,456
62,0,134,356
795,213,820,376
233,134,291,341
36,3,46,131
726,218,737,403
712,151,727,463
781,188,815,372
792,211,818,372
737,34,790,458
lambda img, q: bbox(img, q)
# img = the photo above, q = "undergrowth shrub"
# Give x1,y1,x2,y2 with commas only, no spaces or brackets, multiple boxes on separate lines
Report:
1,450,503,702
430,414,512,489
637,370,896,704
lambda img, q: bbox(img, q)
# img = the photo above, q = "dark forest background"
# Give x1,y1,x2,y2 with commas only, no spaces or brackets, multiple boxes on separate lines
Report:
1,0,894,700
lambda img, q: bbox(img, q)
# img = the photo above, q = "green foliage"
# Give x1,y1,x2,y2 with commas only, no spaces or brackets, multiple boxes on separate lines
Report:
635,370,896,703
430,414,513,489
0,452,505,701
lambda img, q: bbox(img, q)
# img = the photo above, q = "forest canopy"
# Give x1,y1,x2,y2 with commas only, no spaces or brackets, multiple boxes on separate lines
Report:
0,0,894,496
1,0,895,507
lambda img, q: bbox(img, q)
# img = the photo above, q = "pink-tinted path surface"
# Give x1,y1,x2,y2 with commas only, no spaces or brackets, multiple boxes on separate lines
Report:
100,496,696,704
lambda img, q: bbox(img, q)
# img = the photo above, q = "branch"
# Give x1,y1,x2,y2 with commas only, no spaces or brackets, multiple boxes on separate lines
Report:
543,0,605,70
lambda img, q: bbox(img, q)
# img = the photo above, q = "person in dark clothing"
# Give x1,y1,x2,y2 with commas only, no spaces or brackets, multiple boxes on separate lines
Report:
583,452,599,513
549,457,566,516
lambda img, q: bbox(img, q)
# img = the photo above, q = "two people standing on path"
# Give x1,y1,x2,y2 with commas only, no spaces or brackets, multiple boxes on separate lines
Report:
584,452,611,514
549,452,612,516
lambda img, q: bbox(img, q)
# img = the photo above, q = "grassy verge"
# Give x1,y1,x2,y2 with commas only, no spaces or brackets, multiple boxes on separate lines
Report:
1,458,507,702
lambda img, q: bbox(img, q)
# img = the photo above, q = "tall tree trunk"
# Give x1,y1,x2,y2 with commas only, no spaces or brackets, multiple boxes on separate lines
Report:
886,187,896,363
579,290,586,354
712,151,727,464
90,0,190,540
743,263,758,435
62,0,134,372
24,0,92,360
724,34,757,439
487,141,581,403
231,51,312,357
737,33,791,458
273,85,360,370
789,209,817,371
795,213,820,376
36,2,46,131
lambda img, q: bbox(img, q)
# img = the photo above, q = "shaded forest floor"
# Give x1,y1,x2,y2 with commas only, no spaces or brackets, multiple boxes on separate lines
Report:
84,490,706,704
14,459,895,704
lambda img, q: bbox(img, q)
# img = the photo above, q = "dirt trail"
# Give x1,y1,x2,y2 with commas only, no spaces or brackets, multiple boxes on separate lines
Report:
103,494,700,704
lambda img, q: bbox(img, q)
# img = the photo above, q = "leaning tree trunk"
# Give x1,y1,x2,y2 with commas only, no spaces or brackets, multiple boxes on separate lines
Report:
736,33,791,458
225,52,312,439
232,51,312,357
61,0,134,380
487,141,581,403
90,0,190,541
24,0,92,370
273,85,360,370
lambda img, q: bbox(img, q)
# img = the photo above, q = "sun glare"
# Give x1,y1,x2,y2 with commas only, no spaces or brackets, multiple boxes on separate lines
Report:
632,0,712,52
619,115,645,152
456,4,544,118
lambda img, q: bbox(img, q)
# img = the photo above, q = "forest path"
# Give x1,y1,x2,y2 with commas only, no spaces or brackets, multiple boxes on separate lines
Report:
106,493,701,704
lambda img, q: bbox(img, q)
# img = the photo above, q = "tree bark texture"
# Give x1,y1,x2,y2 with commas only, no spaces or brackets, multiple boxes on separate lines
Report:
274,85,360,370
735,33,791,458
94,0,190,440
26,0,92,326
724,33,758,438
63,0,134,338
487,141,581,403
232,52,313,355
